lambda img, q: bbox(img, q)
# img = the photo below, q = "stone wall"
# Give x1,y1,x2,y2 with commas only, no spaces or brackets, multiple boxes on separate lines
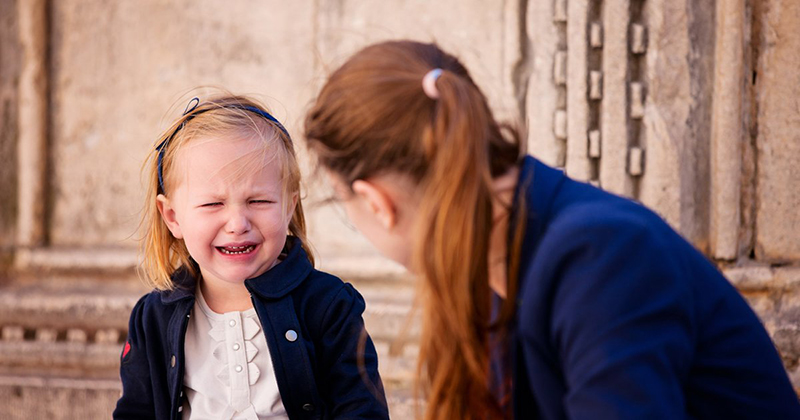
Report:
1,0,799,417
35,0,524,262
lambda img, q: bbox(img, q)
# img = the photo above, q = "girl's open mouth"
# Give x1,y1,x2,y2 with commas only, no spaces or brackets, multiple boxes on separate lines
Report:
216,244,257,255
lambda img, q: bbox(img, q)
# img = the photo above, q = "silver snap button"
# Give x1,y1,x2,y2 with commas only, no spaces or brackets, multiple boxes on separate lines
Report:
302,403,314,412
285,329,298,342
228,320,236,327
235,365,243,373
178,406,183,412
170,355,176,368
233,343,241,351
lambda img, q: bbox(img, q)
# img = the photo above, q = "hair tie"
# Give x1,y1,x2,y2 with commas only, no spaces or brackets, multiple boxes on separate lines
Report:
422,68,443,99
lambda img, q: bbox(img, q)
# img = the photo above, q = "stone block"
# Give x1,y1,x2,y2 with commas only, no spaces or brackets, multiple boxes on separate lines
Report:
0,341,121,376
590,23,603,48
630,23,647,54
599,0,634,197
709,0,746,261
628,147,644,176
564,0,590,181
0,0,20,250
554,110,568,141
589,71,603,100
553,0,568,23
14,246,139,271
526,0,563,167
755,0,800,261
2,326,23,342
66,329,86,343
637,0,713,250
588,130,601,159
630,82,645,119
554,51,568,86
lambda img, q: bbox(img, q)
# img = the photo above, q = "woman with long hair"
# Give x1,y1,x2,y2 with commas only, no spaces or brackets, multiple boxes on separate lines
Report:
303,40,800,419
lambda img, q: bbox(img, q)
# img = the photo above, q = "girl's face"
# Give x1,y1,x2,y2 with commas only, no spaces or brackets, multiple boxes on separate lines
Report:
157,135,295,290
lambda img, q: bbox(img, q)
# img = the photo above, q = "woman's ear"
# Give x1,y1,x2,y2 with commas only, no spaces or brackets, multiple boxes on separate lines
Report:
156,194,184,239
351,179,397,229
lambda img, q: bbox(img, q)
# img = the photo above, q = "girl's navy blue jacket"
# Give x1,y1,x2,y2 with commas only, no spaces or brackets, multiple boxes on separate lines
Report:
113,238,389,420
509,156,800,419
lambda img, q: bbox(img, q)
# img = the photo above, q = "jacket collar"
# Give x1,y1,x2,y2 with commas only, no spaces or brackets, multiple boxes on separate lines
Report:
513,156,567,250
159,237,312,304
160,266,198,304
245,236,313,300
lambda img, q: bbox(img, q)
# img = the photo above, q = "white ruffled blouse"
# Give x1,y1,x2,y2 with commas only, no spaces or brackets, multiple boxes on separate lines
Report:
182,289,288,419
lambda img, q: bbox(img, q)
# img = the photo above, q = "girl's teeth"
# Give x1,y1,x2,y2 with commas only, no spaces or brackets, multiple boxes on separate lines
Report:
220,245,255,255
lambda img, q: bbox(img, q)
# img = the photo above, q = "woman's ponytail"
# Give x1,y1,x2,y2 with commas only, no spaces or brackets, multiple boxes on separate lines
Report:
304,40,523,419
413,71,501,419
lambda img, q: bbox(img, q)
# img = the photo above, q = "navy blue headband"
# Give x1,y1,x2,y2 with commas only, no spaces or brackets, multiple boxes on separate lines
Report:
155,98,292,194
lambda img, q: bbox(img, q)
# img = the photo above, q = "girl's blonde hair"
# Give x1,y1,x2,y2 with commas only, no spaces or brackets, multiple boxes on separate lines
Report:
141,95,313,290
305,41,525,419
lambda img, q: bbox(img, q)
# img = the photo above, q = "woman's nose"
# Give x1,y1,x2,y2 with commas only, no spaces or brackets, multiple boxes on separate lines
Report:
225,208,251,234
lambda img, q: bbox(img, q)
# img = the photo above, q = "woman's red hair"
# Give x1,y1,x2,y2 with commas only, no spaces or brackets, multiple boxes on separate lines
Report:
305,41,525,419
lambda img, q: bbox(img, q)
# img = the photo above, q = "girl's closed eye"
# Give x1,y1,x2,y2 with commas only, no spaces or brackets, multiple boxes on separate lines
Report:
200,202,223,208
250,199,275,204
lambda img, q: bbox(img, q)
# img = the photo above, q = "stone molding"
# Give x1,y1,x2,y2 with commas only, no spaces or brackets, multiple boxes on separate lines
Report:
15,0,47,248
710,0,746,261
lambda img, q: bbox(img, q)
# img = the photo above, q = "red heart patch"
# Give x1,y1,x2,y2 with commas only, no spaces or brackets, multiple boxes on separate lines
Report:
122,340,131,359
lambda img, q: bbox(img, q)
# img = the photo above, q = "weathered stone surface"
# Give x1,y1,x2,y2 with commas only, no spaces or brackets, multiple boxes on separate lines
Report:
639,0,706,248
14,246,140,271
525,0,562,166
564,0,590,181
0,282,140,331
0,375,421,419
685,0,717,255
727,265,800,389
725,265,800,291
0,266,418,378
0,342,122,376
0,377,120,420
598,0,632,196
44,0,521,263
0,0,19,252
710,0,745,261
313,0,519,121
309,0,521,260
15,0,48,249
755,0,800,261
47,0,316,248
360,286,419,343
